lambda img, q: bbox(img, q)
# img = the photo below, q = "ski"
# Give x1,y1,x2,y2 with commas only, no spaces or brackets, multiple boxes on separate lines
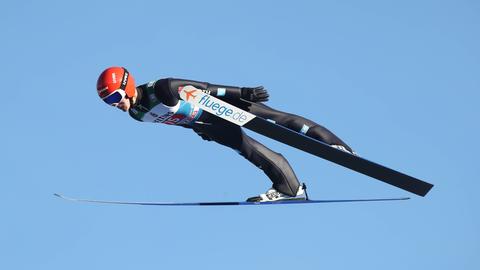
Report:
179,86,434,197
54,193,409,206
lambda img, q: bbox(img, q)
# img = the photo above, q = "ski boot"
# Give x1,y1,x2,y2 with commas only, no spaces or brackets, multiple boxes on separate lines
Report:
247,183,309,202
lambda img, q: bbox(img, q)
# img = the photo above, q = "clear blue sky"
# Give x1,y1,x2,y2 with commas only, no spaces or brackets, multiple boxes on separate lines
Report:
1,0,479,269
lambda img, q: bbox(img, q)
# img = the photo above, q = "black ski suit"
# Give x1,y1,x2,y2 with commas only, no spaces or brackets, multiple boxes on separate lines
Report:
130,78,353,196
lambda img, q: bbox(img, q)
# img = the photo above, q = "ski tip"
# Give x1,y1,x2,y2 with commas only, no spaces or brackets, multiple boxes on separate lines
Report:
54,193,72,201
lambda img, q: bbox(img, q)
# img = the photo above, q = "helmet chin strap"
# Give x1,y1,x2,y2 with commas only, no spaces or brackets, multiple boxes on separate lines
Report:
131,87,141,105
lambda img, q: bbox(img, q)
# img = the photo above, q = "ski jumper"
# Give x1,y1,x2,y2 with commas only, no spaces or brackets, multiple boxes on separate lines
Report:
129,78,353,196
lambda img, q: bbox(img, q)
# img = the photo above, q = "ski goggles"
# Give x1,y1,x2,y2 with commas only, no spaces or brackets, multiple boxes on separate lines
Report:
102,89,126,106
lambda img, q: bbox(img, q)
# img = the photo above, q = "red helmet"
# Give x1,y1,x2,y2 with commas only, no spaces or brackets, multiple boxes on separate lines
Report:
96,67,136,105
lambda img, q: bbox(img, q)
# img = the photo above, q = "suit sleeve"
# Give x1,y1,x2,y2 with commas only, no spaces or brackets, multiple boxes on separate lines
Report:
167,78,243,101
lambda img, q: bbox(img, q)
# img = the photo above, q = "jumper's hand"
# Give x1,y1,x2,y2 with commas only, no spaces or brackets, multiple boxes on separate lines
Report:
241,86,269,102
